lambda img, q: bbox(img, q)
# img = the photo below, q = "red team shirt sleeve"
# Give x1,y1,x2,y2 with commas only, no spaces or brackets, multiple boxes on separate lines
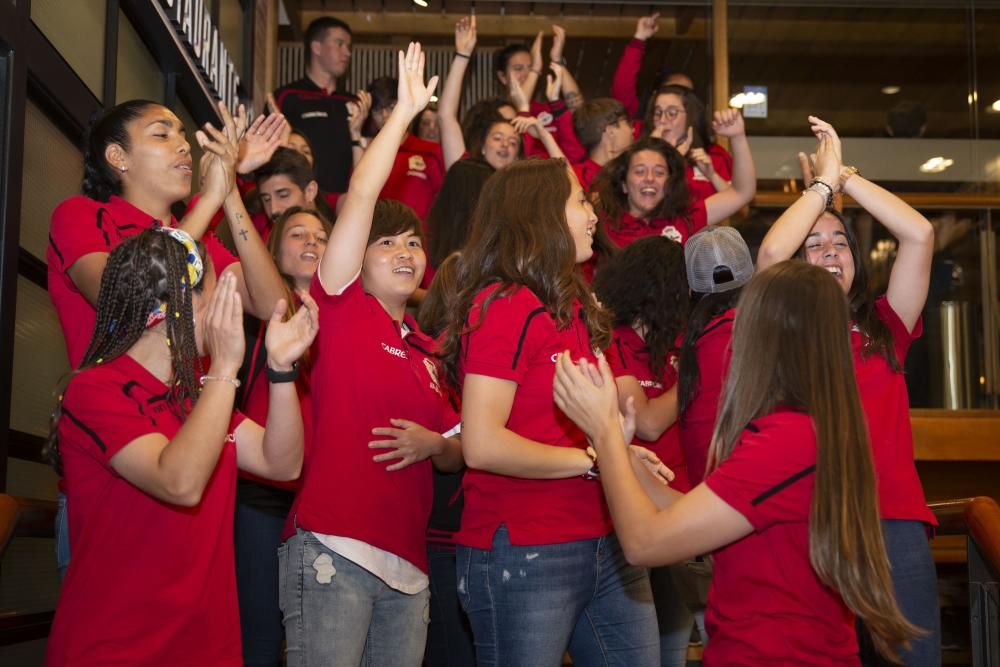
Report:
462,288,544,385
611,39,645,118
49,197,112,273
705,412,817,531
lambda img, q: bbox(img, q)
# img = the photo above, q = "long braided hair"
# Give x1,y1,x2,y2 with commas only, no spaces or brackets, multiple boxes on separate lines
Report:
44,229,207,474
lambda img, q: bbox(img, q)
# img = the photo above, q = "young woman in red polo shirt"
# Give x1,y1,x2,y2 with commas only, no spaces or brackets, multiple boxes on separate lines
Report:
592,235,696,666
234,206,331,666
279,44,462,667
591,107,753,251
47,99,286,580
756,118,939,665
438,155,659,664
44,227,318,666
555,260,920,666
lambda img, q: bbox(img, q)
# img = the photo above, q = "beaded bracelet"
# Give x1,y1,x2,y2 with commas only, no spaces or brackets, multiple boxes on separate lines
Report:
200,374,241,389
808,178,835,208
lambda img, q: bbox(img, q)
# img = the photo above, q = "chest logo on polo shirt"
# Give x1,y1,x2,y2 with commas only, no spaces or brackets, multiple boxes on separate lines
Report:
638,379,664,390
301,111,329,119
538,111,554,128
661,225,683,243
381,341,408,359
423,357,442,395
408,155,426,171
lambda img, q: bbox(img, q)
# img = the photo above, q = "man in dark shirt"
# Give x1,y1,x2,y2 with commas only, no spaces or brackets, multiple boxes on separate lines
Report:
273,17,355,194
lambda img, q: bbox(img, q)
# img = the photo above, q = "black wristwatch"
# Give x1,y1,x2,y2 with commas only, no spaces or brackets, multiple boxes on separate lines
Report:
266,362,299,383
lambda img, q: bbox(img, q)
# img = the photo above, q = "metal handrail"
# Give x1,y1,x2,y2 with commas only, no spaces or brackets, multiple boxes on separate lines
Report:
929,496,1000,667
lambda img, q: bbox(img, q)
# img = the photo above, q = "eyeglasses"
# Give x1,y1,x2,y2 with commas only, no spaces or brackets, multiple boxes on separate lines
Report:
653,107,686,120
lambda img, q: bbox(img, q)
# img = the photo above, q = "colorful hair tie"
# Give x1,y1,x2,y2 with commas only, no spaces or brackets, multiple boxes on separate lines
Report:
158,226,204,288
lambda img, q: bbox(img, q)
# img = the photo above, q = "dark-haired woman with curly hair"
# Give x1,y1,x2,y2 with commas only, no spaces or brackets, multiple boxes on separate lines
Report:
45,228,317,666
592,108,753,253
757,117,939,666
438,158,660,665
593,235,697,666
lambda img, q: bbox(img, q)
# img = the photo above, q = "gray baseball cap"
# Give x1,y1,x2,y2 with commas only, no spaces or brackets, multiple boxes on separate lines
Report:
684,226,754,294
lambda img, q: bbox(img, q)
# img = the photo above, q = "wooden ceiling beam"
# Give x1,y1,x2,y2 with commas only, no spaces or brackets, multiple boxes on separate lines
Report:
299,10,708,39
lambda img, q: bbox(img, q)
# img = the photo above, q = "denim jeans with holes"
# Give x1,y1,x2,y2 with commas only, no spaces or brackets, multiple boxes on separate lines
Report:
278,529,430,667
456,525,658,667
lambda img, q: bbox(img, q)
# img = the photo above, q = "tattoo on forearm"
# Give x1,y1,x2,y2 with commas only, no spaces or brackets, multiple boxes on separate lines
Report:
234,211,249,242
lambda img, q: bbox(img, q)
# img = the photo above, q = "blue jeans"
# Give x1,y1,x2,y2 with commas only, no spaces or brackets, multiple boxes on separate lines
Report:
55,492,70,580
278,529,430,667
425,545,476,666
456,526,658,667
859,519,941,666
650,565,694,667
234,501,287,666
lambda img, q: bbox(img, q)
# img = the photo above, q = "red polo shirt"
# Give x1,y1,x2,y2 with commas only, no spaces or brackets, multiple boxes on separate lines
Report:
48,195,238,367
47,354,245,666
456,284,612,549
381,133,445,223
704,408,859,666
294,274,454,573
678,309,735,486
605,199,708,249
855,297,935,525
608,325,690,492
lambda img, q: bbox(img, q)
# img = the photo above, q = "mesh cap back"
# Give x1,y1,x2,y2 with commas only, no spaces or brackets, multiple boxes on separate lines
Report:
684,226,754,294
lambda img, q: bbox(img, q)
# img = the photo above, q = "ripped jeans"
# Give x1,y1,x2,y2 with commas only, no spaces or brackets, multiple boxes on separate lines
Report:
456,525,658,667
278,529,430,667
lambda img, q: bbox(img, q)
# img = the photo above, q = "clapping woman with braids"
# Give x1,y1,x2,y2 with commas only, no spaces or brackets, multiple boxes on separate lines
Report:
44,227,318,667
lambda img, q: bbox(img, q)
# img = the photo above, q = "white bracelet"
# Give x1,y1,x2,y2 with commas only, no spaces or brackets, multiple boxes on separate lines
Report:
200,374,241,389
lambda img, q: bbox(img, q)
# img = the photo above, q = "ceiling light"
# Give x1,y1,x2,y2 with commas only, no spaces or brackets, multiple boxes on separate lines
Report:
881,86,901,95
729,92,766,109
920,157,954,174
413,0,428,6
430,95,439,103
992,99,1000,112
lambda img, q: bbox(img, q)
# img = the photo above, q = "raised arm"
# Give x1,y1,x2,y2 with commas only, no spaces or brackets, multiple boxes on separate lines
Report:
347,90,373,167
440,17,476,170
233,293,319,481
842,170,933,331
318,43,439,294
549,25,584,110
545,63,587,163
521,31,544,104
612,14,658,118
208,104,286,319
756,118,843,271
704,110,756,225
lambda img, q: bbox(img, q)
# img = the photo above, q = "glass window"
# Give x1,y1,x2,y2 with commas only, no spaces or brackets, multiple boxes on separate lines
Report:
10,276,69,438
218,0,245,79
20,99,83,261
116,9,163,105
30,0,106,97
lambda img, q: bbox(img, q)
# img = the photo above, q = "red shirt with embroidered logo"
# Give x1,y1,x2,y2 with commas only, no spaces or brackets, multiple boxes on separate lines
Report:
381,133,445,223
47,354,246,666
605,198,708,249
456,285,612,549
294,273,454,572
